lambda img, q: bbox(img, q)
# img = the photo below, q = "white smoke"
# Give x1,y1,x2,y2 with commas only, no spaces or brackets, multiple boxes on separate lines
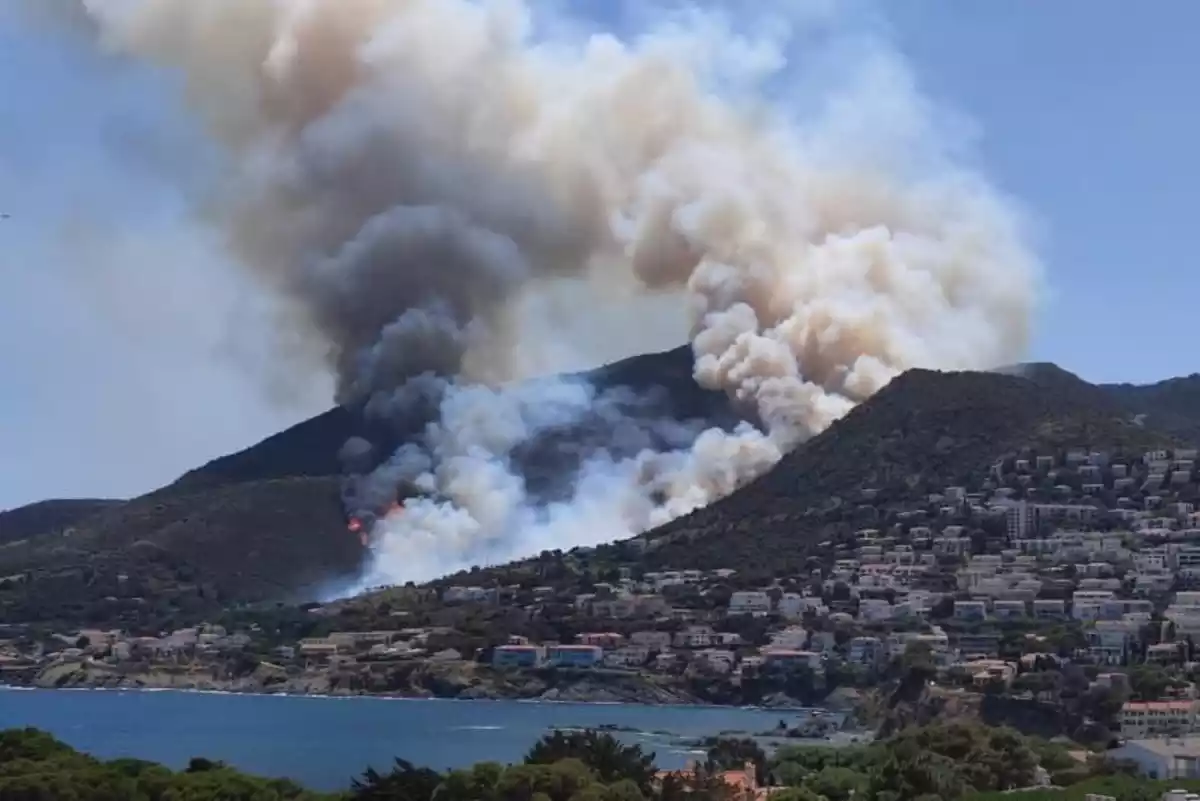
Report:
58,0,1039,587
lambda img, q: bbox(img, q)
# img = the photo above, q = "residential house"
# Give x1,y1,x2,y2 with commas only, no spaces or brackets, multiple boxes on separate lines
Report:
859,599,895,622
953,600,988,622
957,633,1001,659
761,649,822,671
630,631,672,652
493,645,545,668
778,594,827,620
848,636,885,667
729,591,773,616
1108,738,1200,779
605,645,651,668
964,659,1016,688
1120,702,1200,739
694,649,737,674
545,645,603,668
992,600,1027,620
1088,626,1131,666
674,626,716,649
578,632,624,649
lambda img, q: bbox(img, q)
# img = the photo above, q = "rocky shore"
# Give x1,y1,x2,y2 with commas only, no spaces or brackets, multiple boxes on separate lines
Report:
9,658,818,708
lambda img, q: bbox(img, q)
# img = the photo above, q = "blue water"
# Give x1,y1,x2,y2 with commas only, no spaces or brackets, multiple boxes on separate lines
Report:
0,690,803,790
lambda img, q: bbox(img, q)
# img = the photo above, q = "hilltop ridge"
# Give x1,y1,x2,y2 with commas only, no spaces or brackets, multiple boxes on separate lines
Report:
1,350,1196,627
635,365,1180,574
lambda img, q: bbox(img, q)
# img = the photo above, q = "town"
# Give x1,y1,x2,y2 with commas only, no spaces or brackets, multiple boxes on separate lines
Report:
9,445,1200,778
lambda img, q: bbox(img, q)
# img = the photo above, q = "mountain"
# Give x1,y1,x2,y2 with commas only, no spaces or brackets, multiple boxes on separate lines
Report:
0,499,124,547
0,346,740,626
1101,374,1200,443
166,345,738,495
1,349,1194,627
632,364,1185,576
1001,363,1200,442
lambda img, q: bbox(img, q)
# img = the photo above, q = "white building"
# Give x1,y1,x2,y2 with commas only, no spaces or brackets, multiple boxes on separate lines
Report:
605,645,651,668
858,599,895,622
848,636,884,666
778,594,827,620
1109,739,1200,779
953,600,988,622
769,626,809,651
1121,701,1200,739
992,600,1027,620
630,631,672,652
729,591,773,616
674,626,716,648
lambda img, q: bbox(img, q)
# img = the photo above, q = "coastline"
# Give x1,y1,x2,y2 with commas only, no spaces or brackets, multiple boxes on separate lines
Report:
0,683,871,756
0,659,832,712
0,682,830,715
0,691,873,791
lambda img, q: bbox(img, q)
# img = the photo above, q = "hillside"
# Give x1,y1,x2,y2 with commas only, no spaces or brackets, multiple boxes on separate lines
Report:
407,362,1188,593
168,345,737,495
0,346,739,624
632,364,1184,574
0,499,123,547
2,347,1194,626
1102,373,1200,443
0,478,360,626
1008,363,1200,442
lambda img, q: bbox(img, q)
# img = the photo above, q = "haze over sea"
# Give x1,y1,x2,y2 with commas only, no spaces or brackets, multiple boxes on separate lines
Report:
0,690,812,790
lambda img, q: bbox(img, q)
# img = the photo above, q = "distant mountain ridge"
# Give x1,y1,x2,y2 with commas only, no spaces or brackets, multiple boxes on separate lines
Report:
0,499,124,547
1101,373,1200,443
0,351,1195,625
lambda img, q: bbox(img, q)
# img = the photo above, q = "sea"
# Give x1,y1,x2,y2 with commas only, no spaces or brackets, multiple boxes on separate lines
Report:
0,689,830,791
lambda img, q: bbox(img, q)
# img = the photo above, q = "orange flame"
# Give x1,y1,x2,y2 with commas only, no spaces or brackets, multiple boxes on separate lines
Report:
347,518,362,533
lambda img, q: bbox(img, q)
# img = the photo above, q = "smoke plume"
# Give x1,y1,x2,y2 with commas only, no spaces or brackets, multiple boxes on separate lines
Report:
62,0,1038,587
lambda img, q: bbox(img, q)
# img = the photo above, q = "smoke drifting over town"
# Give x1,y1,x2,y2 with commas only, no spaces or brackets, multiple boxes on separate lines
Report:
61,0,1039,588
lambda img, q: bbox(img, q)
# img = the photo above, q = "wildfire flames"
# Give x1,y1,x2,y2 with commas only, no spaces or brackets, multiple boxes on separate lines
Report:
347,517,368,548
347,503,404,549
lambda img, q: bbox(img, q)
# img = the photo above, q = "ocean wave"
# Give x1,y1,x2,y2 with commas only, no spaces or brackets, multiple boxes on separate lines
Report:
450,725,506,731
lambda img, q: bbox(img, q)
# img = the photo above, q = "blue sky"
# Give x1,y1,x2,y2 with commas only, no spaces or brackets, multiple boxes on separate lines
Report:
1,0,1197,509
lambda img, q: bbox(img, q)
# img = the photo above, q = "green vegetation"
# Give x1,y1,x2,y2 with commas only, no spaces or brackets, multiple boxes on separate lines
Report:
767,720,1143,801
0,727,332,801
966,776,1200,801
0,721,1159,801
0,727,708,801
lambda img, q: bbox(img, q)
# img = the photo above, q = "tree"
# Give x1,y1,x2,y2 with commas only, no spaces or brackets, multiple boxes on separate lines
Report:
186,756,228,773
704,737,768,785
435,762,505,801
929,596,954,619
899,641,936,685
1012,669,1061,696
351,758,444,801
774,788,829,801
525,731,656,794
1128,665,1182,701
866,740,967,801
494,760,595,801
803,767,869,801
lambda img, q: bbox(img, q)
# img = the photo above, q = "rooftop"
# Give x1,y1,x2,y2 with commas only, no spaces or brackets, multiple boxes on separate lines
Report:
1120,737,1200,758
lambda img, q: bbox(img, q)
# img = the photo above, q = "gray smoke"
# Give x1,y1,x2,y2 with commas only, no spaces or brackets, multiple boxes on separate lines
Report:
56,0,1040,587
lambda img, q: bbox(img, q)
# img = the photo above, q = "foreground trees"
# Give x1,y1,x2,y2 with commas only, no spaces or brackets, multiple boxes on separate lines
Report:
0,721,1156,801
